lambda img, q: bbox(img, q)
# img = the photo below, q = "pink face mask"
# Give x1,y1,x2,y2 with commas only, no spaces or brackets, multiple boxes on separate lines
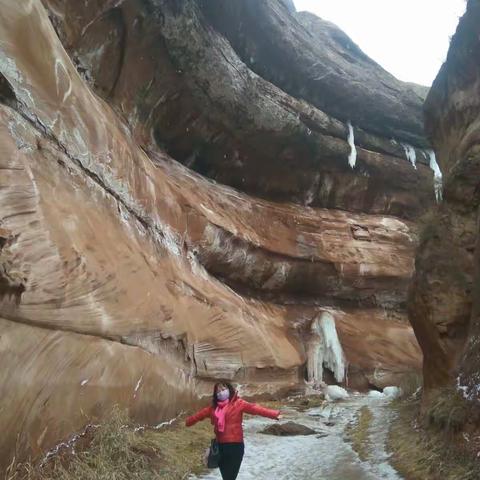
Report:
216,389,230,401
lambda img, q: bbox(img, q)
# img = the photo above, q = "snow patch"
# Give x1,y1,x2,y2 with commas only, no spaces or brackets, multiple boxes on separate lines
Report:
307,312,346,384
382,386,402,399
324,385,349,401
347,121,357,168
156,224,182,257
457,375,470,400
0,55,36,109
40,423,99,467
54,58,72,103
134,376,143,397
368,386,401,400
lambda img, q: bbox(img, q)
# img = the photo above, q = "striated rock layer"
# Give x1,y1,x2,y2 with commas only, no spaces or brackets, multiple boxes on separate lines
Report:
0,0,430,470
410,0,480,399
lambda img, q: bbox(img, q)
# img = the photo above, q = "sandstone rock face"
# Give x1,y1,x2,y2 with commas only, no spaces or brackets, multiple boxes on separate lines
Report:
0,0,427,470
280,0,296,13
410,0,480,398
200,0,428,146
43,0,435,219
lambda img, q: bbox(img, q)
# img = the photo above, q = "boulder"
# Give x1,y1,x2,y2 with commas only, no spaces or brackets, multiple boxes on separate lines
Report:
261,422,317,436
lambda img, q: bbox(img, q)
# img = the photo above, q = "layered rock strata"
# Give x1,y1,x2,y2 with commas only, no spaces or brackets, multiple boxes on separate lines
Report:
43,0,435,218
0,0,430,469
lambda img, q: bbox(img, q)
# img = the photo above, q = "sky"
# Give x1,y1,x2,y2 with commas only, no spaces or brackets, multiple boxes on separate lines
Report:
293,0,467,86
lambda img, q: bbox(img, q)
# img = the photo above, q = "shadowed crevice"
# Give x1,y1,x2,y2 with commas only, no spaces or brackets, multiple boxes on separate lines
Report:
0,74,17,106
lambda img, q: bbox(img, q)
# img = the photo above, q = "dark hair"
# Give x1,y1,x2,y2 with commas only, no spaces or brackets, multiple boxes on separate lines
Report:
212,382,236,407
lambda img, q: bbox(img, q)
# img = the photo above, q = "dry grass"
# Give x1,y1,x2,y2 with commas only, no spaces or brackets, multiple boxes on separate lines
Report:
345,405,373,462
396,372,423,399
287,395,325,412
388,398,479,480
6,407,212,480
258,394,325,414
295,395,325,411
6,395,321,480
426,388,470,432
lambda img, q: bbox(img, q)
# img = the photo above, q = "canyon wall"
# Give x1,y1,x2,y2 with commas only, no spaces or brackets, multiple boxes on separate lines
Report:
0,0,434,470
410,0,480,399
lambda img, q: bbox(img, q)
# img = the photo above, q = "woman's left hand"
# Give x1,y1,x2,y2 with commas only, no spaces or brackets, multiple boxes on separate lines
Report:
277,414,284,420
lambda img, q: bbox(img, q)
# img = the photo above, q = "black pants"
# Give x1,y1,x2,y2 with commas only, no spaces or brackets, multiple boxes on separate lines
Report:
218,442,245,480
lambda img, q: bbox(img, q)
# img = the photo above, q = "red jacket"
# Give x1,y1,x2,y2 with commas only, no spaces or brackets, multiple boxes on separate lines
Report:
185,393,280,443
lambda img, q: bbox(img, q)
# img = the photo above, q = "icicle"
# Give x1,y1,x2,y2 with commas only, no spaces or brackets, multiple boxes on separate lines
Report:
307,312,346,384
347,121,357,168
401,143,417,169
427,149,443,202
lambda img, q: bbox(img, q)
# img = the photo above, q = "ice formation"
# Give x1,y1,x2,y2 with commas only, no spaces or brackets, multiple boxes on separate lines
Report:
307,312,346,384
347,121,357,168
401,143,417,169
427,149,443,202
134,376,143,392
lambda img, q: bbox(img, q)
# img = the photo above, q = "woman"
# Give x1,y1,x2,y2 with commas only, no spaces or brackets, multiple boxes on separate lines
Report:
186,382,282,480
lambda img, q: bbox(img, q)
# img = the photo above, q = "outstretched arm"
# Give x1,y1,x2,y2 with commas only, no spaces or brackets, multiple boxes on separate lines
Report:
241,400,280,419
185,406,212,427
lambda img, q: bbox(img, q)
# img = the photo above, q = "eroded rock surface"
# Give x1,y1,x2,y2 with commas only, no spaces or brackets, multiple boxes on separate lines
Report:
409,0,479,398
0,0,428,470
200,0,428,145
43,0,435,218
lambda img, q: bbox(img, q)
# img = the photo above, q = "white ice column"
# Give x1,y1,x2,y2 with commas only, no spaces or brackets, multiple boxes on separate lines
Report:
427,149,443,202
347,121,357,169
401,143,417,169
307,312,346,384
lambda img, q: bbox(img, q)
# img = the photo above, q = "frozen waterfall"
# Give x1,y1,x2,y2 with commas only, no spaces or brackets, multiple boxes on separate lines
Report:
401,143,417,169
427,149,443,202
347,121,357,169
307,312,346,384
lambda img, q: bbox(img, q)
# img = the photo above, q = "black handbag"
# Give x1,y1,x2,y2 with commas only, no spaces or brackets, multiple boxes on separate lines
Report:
206,438,221,468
